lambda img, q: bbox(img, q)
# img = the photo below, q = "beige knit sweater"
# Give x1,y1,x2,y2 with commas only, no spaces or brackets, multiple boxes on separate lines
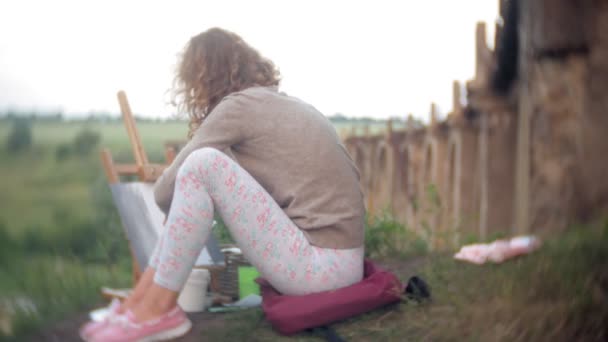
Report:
154,86,365,249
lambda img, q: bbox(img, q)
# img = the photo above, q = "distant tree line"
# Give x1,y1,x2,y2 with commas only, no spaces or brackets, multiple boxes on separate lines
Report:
3,115,104,159
1,110,65,122
6,117,32,153
0,110,188,123
327,113,417,125
1,110,420,126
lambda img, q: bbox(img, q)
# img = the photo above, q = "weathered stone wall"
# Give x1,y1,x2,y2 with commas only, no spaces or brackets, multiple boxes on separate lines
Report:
580,0,608,218
520,0,608,233
343,0,608,247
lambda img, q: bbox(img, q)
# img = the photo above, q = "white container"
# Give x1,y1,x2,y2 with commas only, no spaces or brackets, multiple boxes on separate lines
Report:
178,269,210,313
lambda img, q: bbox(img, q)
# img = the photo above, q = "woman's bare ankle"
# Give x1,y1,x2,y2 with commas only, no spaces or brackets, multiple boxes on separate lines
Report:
130,284,179,322
118,267,157,314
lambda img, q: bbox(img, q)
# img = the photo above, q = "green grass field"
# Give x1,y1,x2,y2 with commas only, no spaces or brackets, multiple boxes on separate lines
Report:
0,120,186,339
0,118,394,235
0,120,187,151
0,121,187,234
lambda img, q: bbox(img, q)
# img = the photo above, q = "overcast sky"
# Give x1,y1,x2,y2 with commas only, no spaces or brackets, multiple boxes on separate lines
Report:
0,0,498,120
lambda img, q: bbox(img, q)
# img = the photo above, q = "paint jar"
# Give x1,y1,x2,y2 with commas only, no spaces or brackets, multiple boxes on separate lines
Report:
178,269,211,312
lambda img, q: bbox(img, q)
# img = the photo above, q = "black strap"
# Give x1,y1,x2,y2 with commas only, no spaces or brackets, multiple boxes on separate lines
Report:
404,275,431,301
312,326,347,342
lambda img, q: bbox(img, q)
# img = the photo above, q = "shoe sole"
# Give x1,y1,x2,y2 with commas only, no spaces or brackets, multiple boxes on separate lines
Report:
138,319,193,342
79,322,108,342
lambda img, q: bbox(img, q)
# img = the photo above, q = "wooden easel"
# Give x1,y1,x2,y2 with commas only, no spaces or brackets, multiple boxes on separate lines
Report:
100,90,176,284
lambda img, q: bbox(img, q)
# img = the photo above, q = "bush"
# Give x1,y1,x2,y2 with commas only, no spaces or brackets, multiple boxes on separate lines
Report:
20,226,50,255
5,119,32,154
72,129,100,156
365,212,428,258
54,143,71,161
0,222,20,264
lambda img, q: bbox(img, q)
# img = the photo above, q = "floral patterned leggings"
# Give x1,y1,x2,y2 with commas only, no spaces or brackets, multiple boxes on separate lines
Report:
148,148,364,295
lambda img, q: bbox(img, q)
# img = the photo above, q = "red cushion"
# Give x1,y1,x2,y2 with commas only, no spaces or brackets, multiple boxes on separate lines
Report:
255,259,402,335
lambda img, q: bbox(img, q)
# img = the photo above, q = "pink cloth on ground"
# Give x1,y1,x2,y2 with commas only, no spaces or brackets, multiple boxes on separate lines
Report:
454,236,541,264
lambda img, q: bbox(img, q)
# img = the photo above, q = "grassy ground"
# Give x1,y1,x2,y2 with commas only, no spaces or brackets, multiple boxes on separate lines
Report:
29,219,608,341
198,220,608,341
1,257,129,339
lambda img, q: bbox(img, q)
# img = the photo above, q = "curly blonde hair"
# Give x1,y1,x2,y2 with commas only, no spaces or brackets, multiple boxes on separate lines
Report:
172,28,281,138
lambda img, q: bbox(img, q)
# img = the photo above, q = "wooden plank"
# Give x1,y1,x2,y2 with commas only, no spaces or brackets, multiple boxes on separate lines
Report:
117,91,149,167
108,163,168,180
100,149,120,184
114,164,139,175
138,164,168,182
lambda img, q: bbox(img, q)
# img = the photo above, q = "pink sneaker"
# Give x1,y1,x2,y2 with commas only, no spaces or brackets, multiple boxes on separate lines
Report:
90,306,192,342
79,299,123,341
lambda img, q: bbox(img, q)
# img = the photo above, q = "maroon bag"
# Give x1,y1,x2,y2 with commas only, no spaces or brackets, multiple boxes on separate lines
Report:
255,259,403,335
